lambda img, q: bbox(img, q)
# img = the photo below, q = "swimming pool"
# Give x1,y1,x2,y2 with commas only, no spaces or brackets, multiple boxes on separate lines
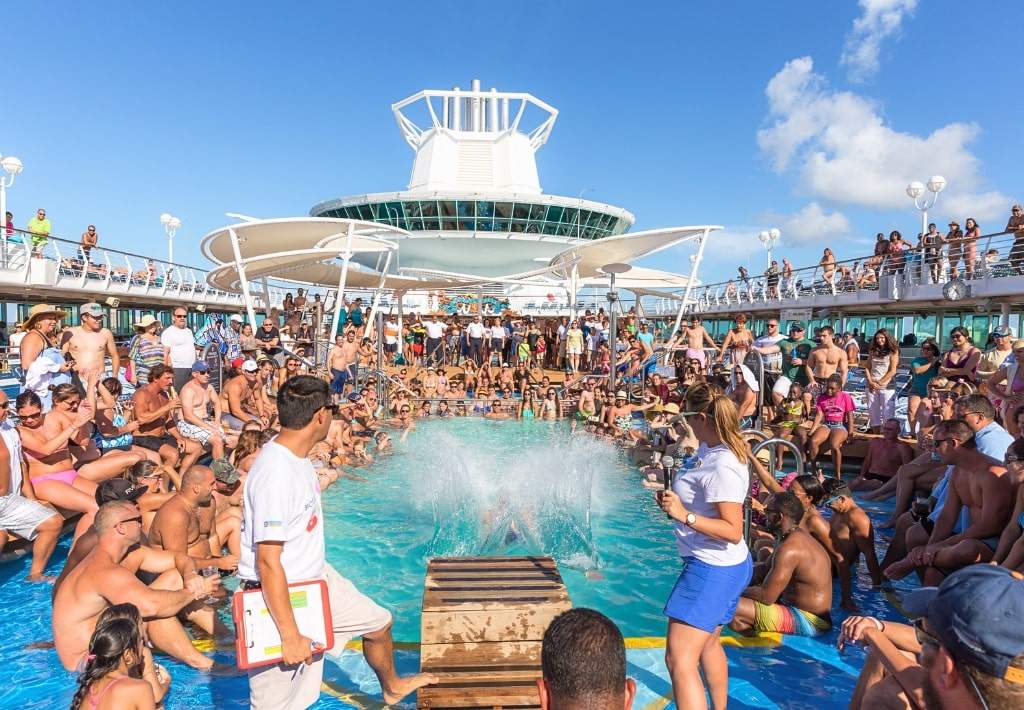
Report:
0,418,916,708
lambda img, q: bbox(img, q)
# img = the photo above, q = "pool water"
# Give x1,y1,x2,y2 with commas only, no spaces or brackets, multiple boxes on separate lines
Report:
0,418,918,708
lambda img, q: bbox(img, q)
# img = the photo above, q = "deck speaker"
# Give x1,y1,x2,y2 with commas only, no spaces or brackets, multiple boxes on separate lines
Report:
104,297,120,308
196,304,207,313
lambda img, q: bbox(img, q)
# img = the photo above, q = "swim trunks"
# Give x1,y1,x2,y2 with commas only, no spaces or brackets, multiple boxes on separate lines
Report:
0,494,56,540
864,471,892,482
752,600,831,636
177,420,215,445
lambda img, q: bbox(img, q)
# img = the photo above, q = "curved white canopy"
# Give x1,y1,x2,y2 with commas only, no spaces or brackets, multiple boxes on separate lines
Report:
548,226,721,279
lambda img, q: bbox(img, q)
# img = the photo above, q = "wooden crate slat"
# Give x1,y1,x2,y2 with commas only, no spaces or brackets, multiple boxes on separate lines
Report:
418,556,570,709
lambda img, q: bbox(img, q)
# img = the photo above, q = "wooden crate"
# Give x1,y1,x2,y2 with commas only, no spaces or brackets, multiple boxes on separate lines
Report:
418,556,571,709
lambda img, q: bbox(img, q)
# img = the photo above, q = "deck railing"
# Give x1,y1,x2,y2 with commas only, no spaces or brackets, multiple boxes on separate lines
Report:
689,228,1021,311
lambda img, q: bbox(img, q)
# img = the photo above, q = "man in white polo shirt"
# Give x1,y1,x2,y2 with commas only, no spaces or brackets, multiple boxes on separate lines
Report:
466,315,486,366
422,315,446,366
161,307,197,393
239,376,435,708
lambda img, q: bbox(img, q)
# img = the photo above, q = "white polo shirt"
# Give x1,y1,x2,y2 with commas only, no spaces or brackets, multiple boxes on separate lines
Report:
424,320,446,339
466,322,485,339
239,441,325,582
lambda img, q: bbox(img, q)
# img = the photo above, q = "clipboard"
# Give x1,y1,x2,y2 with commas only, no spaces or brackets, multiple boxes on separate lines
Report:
232,579,334,669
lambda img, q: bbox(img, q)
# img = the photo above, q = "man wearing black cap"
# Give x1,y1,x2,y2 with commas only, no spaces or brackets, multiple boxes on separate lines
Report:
758,323,815,406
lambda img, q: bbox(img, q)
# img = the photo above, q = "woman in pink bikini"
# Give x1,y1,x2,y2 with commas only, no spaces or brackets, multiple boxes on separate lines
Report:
16,388,98,539
70,604,165,709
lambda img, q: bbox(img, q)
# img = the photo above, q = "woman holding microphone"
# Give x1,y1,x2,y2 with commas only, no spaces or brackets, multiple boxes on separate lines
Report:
658,382,751,710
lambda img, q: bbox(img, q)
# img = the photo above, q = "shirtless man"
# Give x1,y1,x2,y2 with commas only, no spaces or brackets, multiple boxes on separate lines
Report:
886,419,1015,586
52,500,220,670
675,316,718,368
221,360,268,429
850,418,914,491
730,492,833,637
64,302,119,382
603,390,656,439
821,479,883,611
132,364,189,481
804,326,848,394
328,330,360,399
177,361,225,460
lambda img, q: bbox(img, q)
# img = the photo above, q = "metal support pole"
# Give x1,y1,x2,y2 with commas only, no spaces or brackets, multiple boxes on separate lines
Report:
228,228,257,327
1001,303,1010,328
671,228,711,339
608,272,619,393
569,264,579,320
365,251,393,341
330,223,355,342
397,290,405,351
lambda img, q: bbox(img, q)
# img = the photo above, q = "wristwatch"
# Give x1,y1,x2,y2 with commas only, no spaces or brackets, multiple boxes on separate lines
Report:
685,512,697,526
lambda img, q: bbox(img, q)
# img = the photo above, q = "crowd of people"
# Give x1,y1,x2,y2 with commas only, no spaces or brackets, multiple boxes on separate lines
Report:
3,279,1024,708
722,204,1024,301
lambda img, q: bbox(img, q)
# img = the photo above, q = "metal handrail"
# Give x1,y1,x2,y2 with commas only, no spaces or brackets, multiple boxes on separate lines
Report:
689,228,1021,311
751,437,806,478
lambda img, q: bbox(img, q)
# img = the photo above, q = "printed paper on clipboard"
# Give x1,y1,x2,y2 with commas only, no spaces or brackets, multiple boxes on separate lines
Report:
232,580,334,669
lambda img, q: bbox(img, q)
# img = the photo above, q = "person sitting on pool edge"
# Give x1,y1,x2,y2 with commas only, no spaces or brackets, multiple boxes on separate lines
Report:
822,478,883,611
729,492,833,637
849,418,914,491
537,607,637,710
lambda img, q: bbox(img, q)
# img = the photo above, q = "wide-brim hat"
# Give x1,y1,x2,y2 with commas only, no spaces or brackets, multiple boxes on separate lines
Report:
135,314,160,330
23,303,67,329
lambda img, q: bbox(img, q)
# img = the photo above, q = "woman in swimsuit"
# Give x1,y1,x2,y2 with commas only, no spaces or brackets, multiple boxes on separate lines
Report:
717,313,754,365
70,605,164,710
819,248,837,286
539,388,561,420
939,325,982,385
988,339,1024,435
16,389,98,539
518,389,537,419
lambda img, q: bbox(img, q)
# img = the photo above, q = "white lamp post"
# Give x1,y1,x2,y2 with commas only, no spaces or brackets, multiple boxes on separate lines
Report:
160,213,182,265
906,176,946,243
758,227,781,269
0,153,23,239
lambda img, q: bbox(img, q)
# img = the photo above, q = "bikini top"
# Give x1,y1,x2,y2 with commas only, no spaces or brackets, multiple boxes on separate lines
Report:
88,675,127,709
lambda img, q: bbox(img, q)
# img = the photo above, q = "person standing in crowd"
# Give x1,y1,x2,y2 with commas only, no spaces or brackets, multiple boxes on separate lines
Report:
865,329,900,433
977,325,1013,386
537,608,637,710
1006,204,1024,271
161,308,196,393
423,313,446,366
239,376,434,708
656,383,750,710
65,303,119,385
19,303,71,411
223,314,244,363
79,224,98,263
961,217,981,279
383,314,400,363
464,314,485,366
27,207,51,256
128,315,169,387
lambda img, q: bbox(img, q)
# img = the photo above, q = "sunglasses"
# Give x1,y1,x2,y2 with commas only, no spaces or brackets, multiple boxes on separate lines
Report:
913,618,940,649
117,516,143,526
0,402,9,409
822,495,844,507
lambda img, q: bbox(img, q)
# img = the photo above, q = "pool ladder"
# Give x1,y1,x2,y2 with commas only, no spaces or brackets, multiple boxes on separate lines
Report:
742,429,806,543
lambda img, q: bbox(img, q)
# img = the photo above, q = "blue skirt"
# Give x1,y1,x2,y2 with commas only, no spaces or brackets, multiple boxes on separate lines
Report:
664,554,753,632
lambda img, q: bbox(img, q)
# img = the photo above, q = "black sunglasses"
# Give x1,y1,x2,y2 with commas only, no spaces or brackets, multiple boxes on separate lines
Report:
117,516,143,526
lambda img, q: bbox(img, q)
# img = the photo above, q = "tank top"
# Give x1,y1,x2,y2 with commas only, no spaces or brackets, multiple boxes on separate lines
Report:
869,352,894,389
944,347,979,383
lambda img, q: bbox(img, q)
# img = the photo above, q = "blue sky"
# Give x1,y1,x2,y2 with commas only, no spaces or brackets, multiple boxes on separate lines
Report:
3,1,1021,286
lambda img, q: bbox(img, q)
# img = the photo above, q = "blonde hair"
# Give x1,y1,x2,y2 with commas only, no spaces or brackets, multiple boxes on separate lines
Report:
684,383,749,464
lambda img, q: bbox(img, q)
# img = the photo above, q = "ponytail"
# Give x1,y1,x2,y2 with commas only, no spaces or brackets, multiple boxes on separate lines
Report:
683,383,749,464
70,616,143,710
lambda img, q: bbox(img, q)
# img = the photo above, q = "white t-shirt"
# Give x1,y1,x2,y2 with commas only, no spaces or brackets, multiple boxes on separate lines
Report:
160,325,196,368
384,322,400,345
424,320,446,339
466,322,485,339
490,325,505,340
672,443,750,565
9,331,26,350
239,441,325,582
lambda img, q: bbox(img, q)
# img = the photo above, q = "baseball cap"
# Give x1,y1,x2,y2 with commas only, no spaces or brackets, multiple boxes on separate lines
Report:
95,479,146,505
229,314,244,323
904,565,1024,684
80,303,104,318
229,357,244,369
789,322,806,332
191,361,209,373
992,325,1012,338
210,458,240,485
347,392,362,402
241,360,259,373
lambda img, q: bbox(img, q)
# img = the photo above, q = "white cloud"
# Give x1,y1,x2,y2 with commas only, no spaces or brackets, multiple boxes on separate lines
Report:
779,202,850,245
758,57,1011,222
841,0,917,82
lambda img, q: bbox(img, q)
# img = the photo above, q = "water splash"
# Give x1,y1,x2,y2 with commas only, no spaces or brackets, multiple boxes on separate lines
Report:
409,428,618,569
